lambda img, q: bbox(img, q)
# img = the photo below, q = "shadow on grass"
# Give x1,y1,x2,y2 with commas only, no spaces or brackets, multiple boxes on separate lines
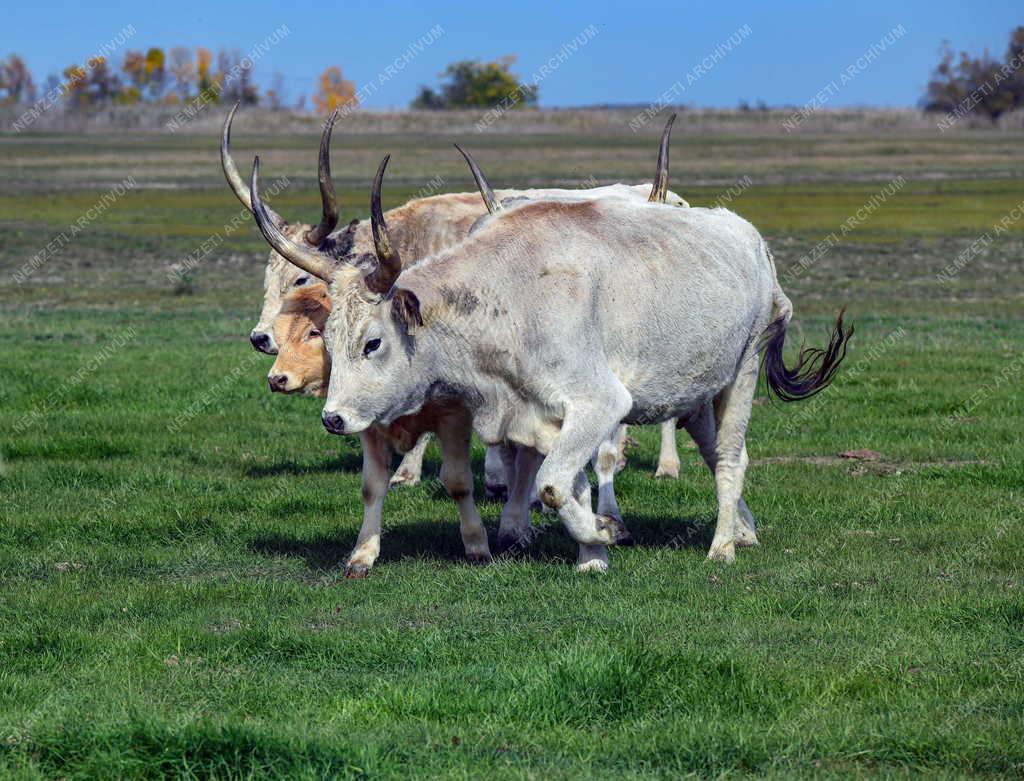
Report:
243,452,363,478
243,452,516,509
242,450,460,480
248,514,714,572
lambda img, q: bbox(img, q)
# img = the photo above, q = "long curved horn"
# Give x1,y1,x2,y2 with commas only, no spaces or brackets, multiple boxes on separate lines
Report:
249,156,335,283
221,102,284,225
305,109,340,246
648,112,677,203
367,154,402,294
454,143,500,215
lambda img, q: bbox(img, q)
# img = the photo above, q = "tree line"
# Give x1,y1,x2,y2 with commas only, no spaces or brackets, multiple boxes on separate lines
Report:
0,48,358,114
4,28,1022,120
923,26,1024,122
0,49,540,115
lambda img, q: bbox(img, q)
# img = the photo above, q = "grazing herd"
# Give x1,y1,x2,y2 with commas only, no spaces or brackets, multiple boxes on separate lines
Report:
222,105,853,575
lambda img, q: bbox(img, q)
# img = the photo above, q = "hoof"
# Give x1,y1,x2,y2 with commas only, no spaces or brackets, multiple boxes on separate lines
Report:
496,531,532,555
596,514,634,546
344,562,372,579
706,541,736,563
654,463,680,480
389,470,420,487
576,544,609,573
484,483,508,503
735,529,759,548
465,551,492,565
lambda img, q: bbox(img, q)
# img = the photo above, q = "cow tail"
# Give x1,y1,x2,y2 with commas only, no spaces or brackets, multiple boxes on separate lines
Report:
757,244,853,402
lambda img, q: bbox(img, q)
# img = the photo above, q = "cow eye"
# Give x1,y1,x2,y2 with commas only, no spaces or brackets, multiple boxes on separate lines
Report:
307,329,321,340
294,276,310,287
363,338,382,357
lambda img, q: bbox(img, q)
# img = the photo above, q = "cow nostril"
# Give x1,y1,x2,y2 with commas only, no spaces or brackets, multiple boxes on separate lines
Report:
268,374,288,391
322,412,345,435
250,332,273,353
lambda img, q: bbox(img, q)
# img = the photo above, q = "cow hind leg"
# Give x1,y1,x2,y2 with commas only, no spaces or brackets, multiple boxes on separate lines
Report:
681,402,759,548
436,412,492,564
572,469,611,572
592,432,623,521
484,444,509,501
613,424,628,473
389,432,430,487
707,350,760,563
345,427,392,578
654,419,681,479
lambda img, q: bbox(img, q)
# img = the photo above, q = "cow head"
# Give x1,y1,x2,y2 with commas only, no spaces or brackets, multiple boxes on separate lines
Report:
250,155,427,435
221,103,341,354
266,282,333,396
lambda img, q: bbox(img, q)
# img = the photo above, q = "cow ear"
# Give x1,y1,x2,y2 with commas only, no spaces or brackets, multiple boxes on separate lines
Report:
392,288,423,332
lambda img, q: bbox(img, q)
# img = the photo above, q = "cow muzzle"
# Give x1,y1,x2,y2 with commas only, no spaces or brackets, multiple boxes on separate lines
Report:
267,373,293,393
322,410,347,436
249,330,278,355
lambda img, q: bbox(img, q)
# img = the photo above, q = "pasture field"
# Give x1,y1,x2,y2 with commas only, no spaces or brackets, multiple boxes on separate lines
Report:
1,119,1023,778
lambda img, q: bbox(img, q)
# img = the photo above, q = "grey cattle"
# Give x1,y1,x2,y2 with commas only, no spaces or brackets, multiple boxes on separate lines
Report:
224,106,688,491
238,119,697,574
249,155,852,572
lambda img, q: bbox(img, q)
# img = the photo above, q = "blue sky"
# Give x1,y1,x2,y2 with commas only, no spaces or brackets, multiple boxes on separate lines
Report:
5,0,1021,108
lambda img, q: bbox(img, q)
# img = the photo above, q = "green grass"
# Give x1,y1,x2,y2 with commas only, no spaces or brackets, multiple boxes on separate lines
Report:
1,127,1023,778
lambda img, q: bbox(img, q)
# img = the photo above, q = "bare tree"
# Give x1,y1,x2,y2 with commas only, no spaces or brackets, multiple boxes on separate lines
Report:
0,54,36,104
169,46,195,102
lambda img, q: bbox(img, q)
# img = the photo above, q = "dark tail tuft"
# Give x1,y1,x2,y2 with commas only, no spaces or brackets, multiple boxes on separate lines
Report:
760,308,853,402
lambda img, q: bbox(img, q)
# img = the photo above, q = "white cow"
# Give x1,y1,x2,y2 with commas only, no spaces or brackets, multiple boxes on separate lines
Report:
248,155,852,572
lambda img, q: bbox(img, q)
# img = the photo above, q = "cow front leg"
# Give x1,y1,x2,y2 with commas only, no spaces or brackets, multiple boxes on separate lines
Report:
707,351,759,563
535,387,634,571
389,432,430,487
681,402,758,547
436,412,492,564
497,445,543,553
345,427,392,578
654,419,681,479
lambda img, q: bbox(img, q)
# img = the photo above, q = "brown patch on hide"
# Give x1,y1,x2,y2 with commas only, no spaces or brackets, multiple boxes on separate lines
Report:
505,198,602,227
538,485,562,510
596,448,618,475
439,286,480,316
383,398,464,453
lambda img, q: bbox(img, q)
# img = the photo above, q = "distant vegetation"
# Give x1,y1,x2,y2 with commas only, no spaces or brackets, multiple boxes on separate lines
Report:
923,26,1024,122
4,28,1024,125
0,47,356,115
411,56,538,110
0,48,540,120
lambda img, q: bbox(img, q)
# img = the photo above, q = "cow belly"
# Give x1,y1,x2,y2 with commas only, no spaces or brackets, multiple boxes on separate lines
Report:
609,324,754,424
